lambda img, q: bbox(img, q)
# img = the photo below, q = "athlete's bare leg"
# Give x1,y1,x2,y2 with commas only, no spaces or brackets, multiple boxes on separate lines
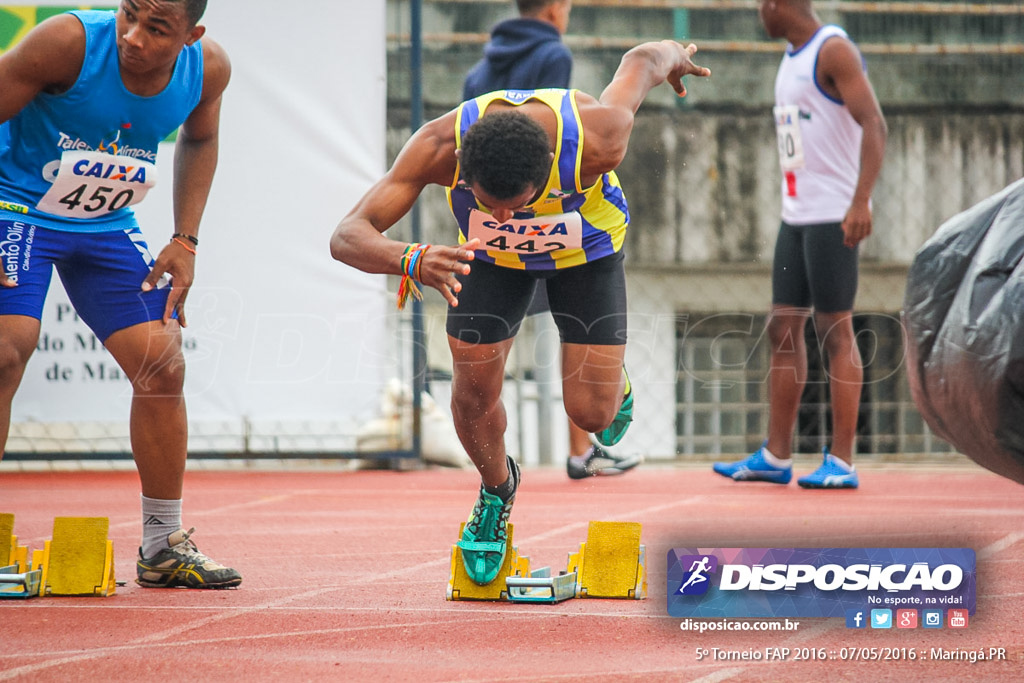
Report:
815,310,862,465
104,320,187,499
0,315,42,460
559,342,627,434
448,335,515,487
765,305,811,460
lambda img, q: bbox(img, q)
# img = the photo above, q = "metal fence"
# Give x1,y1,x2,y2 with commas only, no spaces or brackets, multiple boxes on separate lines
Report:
5,1,1022,461
379,0,1023,464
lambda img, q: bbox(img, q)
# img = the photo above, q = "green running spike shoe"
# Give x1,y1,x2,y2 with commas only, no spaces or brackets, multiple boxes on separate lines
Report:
594,367,633,447
456,456,520,585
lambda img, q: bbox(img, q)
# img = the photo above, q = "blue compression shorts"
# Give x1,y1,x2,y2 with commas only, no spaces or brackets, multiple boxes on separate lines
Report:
0,219,172,342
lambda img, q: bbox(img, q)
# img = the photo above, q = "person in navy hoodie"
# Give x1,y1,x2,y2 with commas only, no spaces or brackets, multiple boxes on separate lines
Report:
463,0,573,102
0,0,240,588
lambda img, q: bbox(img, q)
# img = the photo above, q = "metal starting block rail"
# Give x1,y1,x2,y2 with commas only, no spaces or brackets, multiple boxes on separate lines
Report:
506,567,577,603
0,565,42,599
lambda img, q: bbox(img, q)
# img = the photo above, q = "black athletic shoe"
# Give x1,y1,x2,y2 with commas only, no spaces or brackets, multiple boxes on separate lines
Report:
137,528,242,589
567,444,642,480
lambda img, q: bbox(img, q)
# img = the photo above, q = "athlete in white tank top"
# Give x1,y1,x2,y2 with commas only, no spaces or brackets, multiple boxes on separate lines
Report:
713,0,887,488
774,24,864,225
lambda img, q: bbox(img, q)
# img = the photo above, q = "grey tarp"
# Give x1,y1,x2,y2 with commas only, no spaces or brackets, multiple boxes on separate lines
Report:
904,177,1024,485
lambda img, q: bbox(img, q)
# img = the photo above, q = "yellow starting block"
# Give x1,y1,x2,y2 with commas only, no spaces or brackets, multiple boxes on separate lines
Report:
567,521,646,599
35,517,117,597
1,512,39,599
445,519,647,603
1,512,28,570
447,522,531,601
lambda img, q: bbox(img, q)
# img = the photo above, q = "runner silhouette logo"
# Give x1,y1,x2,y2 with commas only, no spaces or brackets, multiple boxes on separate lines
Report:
676,555,718,596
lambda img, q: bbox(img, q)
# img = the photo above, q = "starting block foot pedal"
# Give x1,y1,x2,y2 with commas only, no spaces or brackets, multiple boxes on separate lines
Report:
506,567,577,603
1,513,39,599
37,517,116,597
1,512,29,571
567,521,646,599
447,522,530,601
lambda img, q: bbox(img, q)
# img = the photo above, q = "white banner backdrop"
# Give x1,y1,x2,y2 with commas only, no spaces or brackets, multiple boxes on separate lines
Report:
7,2,391,452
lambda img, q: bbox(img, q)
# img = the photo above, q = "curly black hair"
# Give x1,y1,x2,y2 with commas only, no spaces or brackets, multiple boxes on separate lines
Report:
460,111,551,201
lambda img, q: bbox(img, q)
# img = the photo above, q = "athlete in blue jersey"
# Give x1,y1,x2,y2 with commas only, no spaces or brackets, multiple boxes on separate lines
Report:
0,0,240,588
331,40,710,586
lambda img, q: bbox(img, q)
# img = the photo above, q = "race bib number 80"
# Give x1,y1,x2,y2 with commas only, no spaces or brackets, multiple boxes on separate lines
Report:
36,150,157,218
467,209,583,255
773,105,805,172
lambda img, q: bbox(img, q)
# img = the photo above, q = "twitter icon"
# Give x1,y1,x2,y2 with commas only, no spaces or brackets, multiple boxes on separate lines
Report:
870,609,892,629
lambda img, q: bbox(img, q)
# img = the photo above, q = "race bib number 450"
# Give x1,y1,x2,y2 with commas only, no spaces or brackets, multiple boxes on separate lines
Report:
467,209,582,255
36,150,157,218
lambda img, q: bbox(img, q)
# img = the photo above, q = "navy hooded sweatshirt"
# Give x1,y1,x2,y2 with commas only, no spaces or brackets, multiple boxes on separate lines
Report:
462,18,573,100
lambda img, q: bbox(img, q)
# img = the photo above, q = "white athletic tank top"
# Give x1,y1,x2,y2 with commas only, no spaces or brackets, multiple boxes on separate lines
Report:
773,25,864,225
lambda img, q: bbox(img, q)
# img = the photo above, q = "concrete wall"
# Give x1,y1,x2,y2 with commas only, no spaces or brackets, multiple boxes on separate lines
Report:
389,107,1024,271
379,107,1023,460
381,0,1024,460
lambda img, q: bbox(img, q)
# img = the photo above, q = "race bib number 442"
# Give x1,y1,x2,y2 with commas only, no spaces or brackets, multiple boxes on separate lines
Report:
467,209,582,254
36,150,157,218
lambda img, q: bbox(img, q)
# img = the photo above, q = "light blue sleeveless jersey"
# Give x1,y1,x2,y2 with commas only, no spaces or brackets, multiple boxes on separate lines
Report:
0,10,203,232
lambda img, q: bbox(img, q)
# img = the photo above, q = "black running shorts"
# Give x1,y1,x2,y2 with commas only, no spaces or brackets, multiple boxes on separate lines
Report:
446,250,627,345
771,221,858,313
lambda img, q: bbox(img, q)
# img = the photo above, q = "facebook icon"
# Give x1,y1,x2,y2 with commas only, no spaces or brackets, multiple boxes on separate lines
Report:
845,609,866,629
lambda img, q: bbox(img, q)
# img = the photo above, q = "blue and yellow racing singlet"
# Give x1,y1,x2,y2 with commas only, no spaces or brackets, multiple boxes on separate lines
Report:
446,89,629,270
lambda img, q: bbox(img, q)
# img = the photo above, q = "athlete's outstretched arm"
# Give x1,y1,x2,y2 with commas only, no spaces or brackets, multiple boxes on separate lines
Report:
581,41,711,173
330,116,479,307
601,40,710,112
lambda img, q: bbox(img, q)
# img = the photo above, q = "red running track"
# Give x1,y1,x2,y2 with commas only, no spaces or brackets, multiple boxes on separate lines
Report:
1,463,1022,682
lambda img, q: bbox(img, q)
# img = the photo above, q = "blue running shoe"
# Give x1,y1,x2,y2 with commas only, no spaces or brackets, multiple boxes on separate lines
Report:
797,449,859,489
594,367,633,447
457,456,520,585
712,444,792,484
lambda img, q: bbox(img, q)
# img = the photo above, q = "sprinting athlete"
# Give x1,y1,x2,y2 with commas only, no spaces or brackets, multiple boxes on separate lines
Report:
331,39,710,585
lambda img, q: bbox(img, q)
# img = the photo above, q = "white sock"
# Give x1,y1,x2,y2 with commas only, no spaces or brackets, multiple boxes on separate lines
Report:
569,446,595,462
141,495,182,559
827,453,855,472
760,446,792,469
